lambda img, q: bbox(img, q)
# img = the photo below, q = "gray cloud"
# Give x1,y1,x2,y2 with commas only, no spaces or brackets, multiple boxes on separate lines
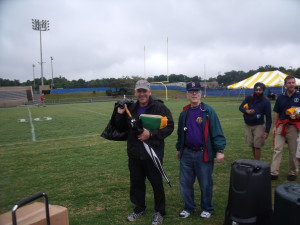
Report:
0,0,299,82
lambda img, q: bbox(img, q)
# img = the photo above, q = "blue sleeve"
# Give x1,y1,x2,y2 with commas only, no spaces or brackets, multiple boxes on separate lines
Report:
239,96,249,113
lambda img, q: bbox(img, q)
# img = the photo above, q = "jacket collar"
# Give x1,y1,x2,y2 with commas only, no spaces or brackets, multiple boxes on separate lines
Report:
182,102,206,111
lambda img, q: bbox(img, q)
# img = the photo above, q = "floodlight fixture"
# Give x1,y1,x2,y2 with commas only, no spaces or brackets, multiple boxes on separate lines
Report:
32,19,50,86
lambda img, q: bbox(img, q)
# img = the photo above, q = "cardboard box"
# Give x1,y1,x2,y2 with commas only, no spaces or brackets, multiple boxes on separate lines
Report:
0,202,69,225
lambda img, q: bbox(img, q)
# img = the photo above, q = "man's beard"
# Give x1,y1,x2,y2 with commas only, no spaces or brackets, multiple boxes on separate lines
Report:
254,92,263,98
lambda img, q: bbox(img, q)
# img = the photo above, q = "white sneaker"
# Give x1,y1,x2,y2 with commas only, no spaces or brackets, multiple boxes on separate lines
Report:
200,211,211,218
152,212,163,225
179,210,191,218
127,211,145,222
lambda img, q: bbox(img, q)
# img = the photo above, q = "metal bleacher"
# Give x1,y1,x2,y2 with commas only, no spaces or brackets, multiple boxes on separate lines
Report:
0,90,28,107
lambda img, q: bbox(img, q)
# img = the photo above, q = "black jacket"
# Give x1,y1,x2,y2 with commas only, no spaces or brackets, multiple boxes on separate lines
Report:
239,94,272,133
115,96,174,160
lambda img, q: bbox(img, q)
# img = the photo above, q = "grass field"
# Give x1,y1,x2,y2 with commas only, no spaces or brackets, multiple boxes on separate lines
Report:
0,97,293,225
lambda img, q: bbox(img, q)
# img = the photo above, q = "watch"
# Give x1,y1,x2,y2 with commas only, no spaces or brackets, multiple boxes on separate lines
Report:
217,150,224,153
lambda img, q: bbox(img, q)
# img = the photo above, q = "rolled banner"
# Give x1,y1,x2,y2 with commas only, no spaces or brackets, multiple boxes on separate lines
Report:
139,114,168,131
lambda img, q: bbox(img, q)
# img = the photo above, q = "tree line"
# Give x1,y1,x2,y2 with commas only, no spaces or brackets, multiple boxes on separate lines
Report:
1,65,299,90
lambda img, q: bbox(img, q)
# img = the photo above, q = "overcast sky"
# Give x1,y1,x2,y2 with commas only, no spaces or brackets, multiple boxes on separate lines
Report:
0,0,299,82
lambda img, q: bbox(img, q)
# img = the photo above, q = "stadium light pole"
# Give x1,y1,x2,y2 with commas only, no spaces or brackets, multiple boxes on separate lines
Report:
204,64,207,98
50,56,54,88
32,19,50,86
144,45,146,78
32,64,36,90
166,37,169,83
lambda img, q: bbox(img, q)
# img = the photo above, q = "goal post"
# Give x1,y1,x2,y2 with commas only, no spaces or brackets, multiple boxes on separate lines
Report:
151,81,168,101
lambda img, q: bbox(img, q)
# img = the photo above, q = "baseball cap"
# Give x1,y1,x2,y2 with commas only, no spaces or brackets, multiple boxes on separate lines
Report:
135,80,151,91
186,81,201,91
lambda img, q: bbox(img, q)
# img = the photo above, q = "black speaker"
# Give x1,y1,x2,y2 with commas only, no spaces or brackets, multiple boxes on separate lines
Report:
274,183,300,225
224,159,273,225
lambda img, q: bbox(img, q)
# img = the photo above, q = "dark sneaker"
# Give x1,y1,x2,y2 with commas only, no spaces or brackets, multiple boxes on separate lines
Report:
271,175,278,180
127,211,145,222
200,211,211,219
179,210,191,218
152,212,163,225
287,175,297,181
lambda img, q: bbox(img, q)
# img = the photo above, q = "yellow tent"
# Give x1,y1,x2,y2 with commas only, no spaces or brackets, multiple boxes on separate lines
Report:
227,70,300,89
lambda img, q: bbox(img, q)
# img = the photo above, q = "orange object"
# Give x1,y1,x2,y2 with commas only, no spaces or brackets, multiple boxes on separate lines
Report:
160,116,168,129
286,107,300,119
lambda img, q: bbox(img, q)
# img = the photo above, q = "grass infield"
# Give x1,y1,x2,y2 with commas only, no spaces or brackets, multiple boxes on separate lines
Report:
0,97,292,225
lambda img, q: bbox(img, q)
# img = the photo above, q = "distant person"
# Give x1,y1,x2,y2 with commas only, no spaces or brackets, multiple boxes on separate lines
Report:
239,82,272,160
267,89,274,100
176,81,226,220
268,89,272,99
115,80,174,225
39,93,46,107
271,75,300,181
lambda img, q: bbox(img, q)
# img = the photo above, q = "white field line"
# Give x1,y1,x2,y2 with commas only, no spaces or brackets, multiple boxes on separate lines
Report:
27,107,36,142
1,116,242,148
0,133,99,148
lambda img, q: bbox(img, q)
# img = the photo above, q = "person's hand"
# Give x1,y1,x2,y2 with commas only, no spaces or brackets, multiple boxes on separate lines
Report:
215,152,224,162
272,126,277,135
246,109,255,114
117,99,134,108
263,132,269,139
176,151,180,160
117,107,125,114
137,129,150,141
117,104,126,114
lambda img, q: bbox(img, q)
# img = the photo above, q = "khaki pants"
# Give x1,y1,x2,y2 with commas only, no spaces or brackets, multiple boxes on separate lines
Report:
271,124,299,176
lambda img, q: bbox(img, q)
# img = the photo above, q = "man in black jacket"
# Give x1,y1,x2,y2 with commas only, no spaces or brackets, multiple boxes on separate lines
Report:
116,80,174,225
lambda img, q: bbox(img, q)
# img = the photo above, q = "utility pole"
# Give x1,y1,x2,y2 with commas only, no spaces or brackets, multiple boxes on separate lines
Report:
144,45,146,78
32,64,36,90
166,37,169,83
50,56,54,88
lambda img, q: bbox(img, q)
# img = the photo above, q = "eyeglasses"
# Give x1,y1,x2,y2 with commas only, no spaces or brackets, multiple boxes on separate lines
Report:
136,89,148,93
187,90,200,94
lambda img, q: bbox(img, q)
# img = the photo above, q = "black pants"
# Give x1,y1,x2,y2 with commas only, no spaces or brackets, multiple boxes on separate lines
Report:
128,157,166,215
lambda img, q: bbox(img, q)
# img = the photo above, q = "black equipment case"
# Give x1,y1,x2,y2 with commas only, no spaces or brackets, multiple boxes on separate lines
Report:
274,182,300,225
224,159,273,225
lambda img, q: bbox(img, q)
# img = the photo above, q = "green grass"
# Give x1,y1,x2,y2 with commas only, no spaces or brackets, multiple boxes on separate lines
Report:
0,97,292,225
